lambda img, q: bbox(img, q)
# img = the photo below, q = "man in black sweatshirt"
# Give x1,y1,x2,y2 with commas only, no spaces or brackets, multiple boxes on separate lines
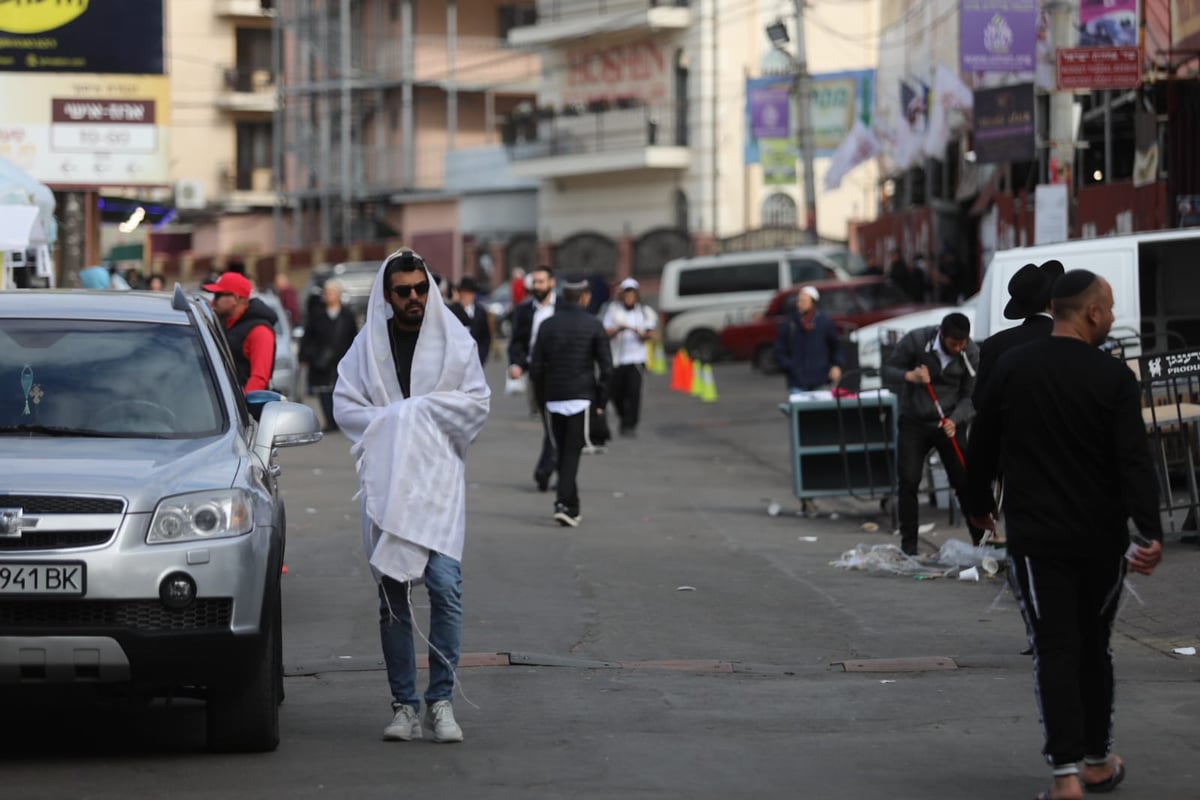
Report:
966,269,1163,800
530,278,613,528
883,312,983,554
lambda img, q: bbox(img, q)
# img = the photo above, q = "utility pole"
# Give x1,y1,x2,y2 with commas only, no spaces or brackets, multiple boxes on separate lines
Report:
792,0,818,244
1047,0,1075,190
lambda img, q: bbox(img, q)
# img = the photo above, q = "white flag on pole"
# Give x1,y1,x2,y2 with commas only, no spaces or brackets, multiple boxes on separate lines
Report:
923,64,974,160
824,120,883,191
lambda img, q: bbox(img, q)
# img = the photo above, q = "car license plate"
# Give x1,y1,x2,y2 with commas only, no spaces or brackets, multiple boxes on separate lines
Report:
0,562,85,596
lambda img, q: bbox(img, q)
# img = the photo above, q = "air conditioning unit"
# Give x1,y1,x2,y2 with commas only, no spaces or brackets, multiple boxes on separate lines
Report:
175,180,207,210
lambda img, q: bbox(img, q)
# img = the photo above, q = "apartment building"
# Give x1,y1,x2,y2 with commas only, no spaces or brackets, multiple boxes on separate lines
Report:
501,0,879,284
165,0,280,257
275,0,541,279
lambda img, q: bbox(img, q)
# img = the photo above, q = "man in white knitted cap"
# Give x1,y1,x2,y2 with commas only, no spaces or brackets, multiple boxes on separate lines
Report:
334,249,490,744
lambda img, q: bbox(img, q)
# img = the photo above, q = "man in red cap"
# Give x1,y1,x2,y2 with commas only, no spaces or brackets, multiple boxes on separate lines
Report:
204,271,278,394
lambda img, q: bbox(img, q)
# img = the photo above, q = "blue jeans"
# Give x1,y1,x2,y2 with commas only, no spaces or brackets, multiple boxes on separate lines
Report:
377,552,462,710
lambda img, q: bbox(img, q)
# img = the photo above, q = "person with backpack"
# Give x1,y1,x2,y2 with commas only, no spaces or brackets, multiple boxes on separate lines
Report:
772,286,844,393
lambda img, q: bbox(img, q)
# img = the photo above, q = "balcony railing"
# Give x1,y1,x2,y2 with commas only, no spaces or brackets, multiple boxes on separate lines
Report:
532,0,690,24
506,101,688,162
223,66,275,94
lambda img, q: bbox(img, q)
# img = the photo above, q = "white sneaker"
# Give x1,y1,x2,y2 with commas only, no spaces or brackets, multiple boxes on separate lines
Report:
383,704,422,741
424,700,464,743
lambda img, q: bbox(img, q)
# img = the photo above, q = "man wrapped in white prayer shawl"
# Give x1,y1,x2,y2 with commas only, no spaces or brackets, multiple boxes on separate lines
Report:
333,249,490,743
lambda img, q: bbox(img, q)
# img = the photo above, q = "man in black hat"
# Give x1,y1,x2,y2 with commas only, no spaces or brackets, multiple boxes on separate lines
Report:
448,276,492,365
974,259,1064,403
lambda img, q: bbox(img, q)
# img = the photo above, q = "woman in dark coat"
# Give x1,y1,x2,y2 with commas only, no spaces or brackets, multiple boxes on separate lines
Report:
300,277,359,431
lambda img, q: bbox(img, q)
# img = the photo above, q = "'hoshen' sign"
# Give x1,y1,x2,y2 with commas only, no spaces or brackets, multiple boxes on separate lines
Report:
563,40,670,106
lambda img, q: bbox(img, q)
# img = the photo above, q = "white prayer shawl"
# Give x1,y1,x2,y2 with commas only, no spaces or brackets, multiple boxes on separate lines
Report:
333,252,490,583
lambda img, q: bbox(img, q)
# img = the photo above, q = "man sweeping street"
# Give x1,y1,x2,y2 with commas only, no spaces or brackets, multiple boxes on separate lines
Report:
882,311,984,554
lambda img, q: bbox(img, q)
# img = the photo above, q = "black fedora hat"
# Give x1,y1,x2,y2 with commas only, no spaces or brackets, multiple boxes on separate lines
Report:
1003,263,1055,319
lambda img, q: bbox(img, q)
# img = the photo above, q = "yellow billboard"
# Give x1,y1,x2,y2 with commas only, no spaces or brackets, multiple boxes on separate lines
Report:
0,74,170,187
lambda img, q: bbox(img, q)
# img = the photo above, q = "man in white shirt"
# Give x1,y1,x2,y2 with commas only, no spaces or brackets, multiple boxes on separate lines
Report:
507,267,558,489
602,278,657,437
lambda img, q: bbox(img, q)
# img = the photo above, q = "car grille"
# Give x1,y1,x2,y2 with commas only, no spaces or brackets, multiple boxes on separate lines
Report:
0,531,114,551
0,599,233,631
0,494,124,552
0,495,124,515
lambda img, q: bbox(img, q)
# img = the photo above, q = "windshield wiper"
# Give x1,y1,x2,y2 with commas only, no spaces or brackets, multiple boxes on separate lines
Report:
0,424,124,438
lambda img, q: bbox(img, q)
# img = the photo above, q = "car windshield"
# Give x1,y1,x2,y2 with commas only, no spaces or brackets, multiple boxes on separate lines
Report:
825,251,870,276
0,319,224,438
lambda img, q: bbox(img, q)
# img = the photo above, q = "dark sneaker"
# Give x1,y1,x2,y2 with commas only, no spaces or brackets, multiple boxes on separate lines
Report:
534,471,550,492
553,504,580,527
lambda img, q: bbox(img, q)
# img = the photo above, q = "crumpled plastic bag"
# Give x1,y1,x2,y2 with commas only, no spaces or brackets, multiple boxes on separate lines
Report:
504,374,527,396
830,544,944,576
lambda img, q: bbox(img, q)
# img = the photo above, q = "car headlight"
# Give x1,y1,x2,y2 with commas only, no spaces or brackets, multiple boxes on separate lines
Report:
147,489,254,544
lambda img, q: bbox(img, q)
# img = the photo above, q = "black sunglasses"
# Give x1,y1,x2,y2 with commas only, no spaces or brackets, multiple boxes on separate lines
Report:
389,281,430,298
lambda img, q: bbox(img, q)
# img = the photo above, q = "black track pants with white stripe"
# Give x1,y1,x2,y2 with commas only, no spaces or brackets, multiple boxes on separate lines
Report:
1007,553,1126,766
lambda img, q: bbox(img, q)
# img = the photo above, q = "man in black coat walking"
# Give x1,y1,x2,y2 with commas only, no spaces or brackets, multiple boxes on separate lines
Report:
448,276,492,365
966,270,1162,800
974,259,1063,403
530,277,613,528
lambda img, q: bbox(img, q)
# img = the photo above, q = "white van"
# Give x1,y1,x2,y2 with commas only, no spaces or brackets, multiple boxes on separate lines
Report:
977,229,1200,354
850,229,1200,388
658,246,860,362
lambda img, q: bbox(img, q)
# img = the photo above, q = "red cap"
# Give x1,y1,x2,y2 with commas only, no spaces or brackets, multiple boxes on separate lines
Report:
203,272,253,299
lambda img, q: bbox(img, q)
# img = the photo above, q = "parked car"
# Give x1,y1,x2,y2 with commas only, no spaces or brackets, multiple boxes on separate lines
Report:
482,281,514,339
719,276,935,372
303,260,378,327
0,286,322,752
658,246,855,362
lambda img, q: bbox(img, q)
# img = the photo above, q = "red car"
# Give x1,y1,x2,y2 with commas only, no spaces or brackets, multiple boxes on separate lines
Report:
719,276,934,372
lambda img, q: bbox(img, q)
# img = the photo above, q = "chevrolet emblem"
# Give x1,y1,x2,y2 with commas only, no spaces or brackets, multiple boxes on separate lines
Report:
0,507,23,538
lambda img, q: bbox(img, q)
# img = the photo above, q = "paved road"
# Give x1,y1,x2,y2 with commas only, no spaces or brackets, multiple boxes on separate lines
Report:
6,360,1199,799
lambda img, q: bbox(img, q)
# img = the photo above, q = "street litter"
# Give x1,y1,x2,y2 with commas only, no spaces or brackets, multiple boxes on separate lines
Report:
830,544,945,577
305,507,318,514
767,502,781,517
829,512,840,520
798,536,819,542
861,522,879,532
1172,647,1196,656
613,491,625,498
676,585,697,592
879,680,896,684
938,539,1007,570
832,539,1008,580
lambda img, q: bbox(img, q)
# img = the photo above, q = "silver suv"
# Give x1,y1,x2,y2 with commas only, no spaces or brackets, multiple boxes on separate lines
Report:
0,287,321,752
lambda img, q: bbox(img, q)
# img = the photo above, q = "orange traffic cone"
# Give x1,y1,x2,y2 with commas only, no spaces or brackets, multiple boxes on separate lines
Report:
670,349,693,393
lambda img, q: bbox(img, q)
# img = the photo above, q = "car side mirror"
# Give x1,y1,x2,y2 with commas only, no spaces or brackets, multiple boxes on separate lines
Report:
250,399,322,464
